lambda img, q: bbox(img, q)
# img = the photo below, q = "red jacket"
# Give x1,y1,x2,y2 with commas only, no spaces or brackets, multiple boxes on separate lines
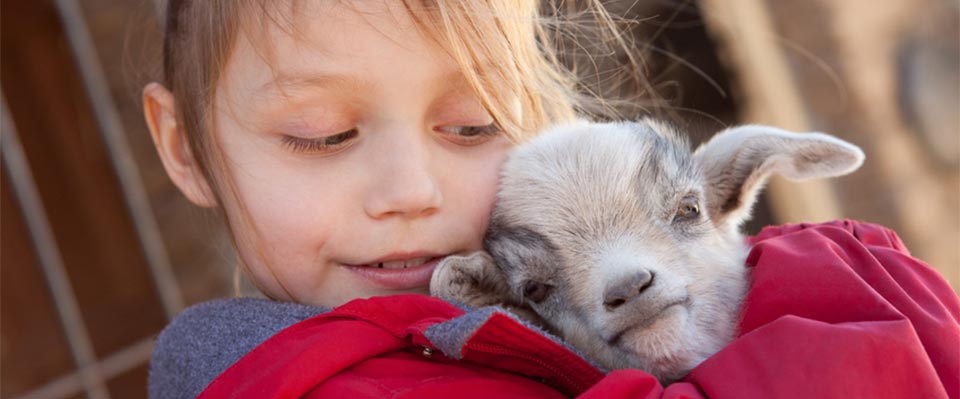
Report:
197,221,959,398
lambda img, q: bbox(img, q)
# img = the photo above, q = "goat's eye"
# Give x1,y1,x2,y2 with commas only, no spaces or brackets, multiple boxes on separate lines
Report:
674,195,701,222
522,281,552,304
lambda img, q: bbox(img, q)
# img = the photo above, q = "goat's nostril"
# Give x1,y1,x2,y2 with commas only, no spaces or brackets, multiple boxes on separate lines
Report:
603,270,654,310
640,272,655,293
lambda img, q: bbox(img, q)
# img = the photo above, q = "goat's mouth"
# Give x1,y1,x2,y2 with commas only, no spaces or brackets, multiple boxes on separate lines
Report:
605,297,691,345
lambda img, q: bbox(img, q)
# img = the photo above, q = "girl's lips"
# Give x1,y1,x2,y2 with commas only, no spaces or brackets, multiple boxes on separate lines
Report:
343,256,443,291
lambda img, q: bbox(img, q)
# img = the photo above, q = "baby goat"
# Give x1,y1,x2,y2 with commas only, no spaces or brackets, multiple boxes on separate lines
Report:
431,119,864,383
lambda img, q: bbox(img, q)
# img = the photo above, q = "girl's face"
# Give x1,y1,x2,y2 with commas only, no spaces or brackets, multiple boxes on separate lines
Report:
213,2,513,307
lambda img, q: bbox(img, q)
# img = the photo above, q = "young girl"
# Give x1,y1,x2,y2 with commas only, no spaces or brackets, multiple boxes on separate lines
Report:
144,1,958,398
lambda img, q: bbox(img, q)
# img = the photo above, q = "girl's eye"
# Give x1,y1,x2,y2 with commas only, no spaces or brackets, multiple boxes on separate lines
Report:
437,122,502,145
281,129,358,154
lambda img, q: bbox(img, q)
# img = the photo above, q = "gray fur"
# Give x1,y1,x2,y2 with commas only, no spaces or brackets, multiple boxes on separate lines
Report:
431,118,864,383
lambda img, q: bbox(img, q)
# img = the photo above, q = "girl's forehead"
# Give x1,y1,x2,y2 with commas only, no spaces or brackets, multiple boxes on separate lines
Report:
241,1,430,64
210,0,511,133
221,1,457,100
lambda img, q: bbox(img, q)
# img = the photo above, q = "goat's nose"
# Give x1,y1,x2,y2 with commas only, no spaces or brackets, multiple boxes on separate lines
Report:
603,270,654,310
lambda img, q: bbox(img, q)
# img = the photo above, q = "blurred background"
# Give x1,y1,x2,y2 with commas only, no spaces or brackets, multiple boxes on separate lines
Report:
1,0,957,397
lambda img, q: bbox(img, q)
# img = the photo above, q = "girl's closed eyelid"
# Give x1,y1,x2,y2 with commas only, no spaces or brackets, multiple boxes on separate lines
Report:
267,110,374,132
272,113,355,139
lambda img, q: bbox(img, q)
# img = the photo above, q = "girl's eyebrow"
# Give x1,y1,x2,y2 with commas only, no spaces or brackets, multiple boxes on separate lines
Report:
260,67,473,96
260,72,377,93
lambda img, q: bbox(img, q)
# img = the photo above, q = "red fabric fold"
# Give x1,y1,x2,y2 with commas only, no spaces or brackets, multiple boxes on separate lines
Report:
690,220,957,399
198,295,608,398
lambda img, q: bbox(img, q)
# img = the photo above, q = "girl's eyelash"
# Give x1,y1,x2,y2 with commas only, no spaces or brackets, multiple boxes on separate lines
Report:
439,122,503,144
280,122,499,153
281,130,358,153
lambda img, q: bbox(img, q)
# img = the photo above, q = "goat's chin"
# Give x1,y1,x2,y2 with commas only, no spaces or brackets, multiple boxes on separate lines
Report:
590,305,725,384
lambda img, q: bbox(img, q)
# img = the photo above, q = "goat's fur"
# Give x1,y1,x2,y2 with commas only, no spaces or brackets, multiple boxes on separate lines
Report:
430,119,864,383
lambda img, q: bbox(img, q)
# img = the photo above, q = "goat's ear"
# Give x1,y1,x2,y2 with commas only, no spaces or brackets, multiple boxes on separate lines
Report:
430,252,513,308
693,125,864,227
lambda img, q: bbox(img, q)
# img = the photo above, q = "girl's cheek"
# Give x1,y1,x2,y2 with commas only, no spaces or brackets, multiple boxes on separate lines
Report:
226,173,336,270
466,140,513,239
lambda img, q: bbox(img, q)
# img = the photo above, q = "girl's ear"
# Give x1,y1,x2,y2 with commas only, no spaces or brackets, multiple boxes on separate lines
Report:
693,125,865,229
143,82,217,208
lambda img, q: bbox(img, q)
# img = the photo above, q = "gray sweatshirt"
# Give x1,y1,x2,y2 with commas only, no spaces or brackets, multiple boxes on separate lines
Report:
148,298,328,399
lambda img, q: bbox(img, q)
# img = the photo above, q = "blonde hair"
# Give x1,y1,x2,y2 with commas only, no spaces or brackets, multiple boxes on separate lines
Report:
159,0,653,299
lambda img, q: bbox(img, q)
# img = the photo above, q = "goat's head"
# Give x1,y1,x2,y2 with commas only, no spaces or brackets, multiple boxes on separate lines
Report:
431,119,864,382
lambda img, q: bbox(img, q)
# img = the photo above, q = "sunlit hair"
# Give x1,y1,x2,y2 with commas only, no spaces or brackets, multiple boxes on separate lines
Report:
158,0,655,299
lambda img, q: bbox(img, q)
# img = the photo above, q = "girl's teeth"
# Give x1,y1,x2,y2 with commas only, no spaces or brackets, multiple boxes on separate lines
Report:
376,257,430,269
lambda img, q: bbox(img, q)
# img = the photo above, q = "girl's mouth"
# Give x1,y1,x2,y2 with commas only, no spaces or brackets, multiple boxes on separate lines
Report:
343,255,445,291
370,256,434,269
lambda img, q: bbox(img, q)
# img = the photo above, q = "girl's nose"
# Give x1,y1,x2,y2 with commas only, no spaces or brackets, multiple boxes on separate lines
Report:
363,131,443,219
